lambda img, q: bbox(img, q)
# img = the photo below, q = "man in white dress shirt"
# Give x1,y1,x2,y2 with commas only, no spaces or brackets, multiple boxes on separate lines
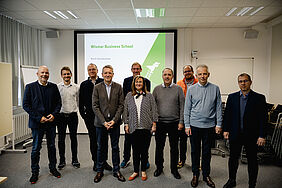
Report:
57,66,80,170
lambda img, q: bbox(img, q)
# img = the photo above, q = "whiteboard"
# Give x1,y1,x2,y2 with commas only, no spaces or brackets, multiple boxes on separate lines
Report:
0,63,13,137
196,58,253,95
21,65,39,86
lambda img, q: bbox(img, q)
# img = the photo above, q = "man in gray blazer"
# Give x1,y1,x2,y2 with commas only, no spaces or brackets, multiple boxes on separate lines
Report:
92,65,125,183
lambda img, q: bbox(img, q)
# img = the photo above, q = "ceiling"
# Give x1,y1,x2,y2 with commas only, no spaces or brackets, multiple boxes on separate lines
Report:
0,0,282,30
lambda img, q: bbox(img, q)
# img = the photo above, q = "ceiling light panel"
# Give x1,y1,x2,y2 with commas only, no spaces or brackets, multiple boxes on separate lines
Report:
135,8,165,18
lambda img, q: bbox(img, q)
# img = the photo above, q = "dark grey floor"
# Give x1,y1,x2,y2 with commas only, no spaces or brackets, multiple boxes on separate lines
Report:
0,134,281,188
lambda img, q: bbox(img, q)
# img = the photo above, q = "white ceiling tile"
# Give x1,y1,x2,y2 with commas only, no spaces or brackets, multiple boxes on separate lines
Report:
166,8,198,17
57,19,88,26
15,11,51,19
162,23,187,28
0,0,37,11
133,0,167,8
244,16,268,23
201,0,242,8
19,19,63,26
218,16,249,23
166,0,204,8
187,23,213,27
105,9,135,19
191,17,220,24
239,0,278,7
76,9,106,19
195,8,231,16
255,6,282,16
25,0,68,10
164,17,192,24
60,0,100,10
270,0,282,7
96,0,133,9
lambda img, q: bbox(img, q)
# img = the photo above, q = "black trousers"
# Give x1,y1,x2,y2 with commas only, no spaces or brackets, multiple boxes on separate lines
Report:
155,122,178,172
83,115,98,163
57,112,78,162
228,136,258,187
178,128,188,162
122,132,132,162
190,126,214,178
132,129,151,172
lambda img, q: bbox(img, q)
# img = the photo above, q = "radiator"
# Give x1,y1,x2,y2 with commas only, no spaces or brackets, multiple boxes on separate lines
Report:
13,112,31,144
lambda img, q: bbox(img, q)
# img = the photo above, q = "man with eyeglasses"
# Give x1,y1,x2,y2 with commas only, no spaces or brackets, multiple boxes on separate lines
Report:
176,65,198,168
79,63,112,172
222,73,267,188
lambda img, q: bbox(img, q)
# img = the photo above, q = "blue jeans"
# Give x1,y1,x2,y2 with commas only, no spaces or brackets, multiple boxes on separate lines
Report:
96,126,120,173
31,125,57,174
190,126,214,178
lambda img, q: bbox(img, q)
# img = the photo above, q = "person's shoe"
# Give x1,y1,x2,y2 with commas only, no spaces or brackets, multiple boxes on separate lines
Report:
50,169,61,178
72,160,80,169
94,172,104,183
177,161,185,168
120,160,130,168
141,172,147,181
113,171,126,182
58,161,66,170
191,176,199,187
171,170,181,179
153,169,163,177
104,162,113,171
128,173,139,181
223,179,236,188
146,162,150,169
29,173,38,184
203,176,215,188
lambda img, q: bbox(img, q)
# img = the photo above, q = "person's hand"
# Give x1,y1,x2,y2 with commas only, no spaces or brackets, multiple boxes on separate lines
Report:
40,116,48,123
185,128,192,136
46,114,54,122
104,122,110,130
124,125,129,134
257,137,266,146
108,120,115,128
178,123,184,130
223,132,229,139
215,126,222,134
151,123,156,133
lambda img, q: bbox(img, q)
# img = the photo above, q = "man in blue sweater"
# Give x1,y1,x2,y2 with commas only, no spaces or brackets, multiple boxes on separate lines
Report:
23,66,62,184
184,64,222,188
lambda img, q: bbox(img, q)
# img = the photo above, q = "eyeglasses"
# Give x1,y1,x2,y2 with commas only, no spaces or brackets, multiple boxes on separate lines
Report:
184,70,193,73
238,80,249,83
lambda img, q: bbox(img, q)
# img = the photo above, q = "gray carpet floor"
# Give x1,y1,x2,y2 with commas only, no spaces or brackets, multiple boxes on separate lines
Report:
0,134,281,188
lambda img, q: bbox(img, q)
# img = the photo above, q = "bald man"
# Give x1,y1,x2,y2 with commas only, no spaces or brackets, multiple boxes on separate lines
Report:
23,66,62,184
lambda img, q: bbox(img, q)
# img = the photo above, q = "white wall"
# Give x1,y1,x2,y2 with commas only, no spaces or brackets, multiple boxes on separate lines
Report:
43,26,278,132
269,22,282,104
177,25,272,99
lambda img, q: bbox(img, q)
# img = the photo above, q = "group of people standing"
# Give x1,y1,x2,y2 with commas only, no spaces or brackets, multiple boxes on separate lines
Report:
23,62,267,188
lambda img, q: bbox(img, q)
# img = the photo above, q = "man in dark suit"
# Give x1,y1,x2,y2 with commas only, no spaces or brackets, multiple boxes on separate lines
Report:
223,73,267,188
121,62,151,168
23,66,62,184
79,63,112,172
92,65,125,183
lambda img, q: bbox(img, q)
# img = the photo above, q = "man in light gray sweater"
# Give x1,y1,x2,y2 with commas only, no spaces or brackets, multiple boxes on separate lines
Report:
184,64,222,188
152,68,185,179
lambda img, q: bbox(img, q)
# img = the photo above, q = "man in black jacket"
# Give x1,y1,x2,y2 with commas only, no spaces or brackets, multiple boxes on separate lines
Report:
79,63,112,172
223,73,267,188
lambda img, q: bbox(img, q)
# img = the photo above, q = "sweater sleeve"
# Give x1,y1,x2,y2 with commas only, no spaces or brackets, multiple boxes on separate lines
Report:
215,86,223,127
178,86,185,124
184,87,192,128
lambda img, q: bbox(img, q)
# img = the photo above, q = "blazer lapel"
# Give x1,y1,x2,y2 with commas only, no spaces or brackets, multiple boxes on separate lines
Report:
101,83,109,103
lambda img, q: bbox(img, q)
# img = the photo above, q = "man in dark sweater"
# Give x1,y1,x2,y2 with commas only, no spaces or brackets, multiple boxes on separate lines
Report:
121,62,151,168
23,66,62,184
79,63,112,172
152,68,185,179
